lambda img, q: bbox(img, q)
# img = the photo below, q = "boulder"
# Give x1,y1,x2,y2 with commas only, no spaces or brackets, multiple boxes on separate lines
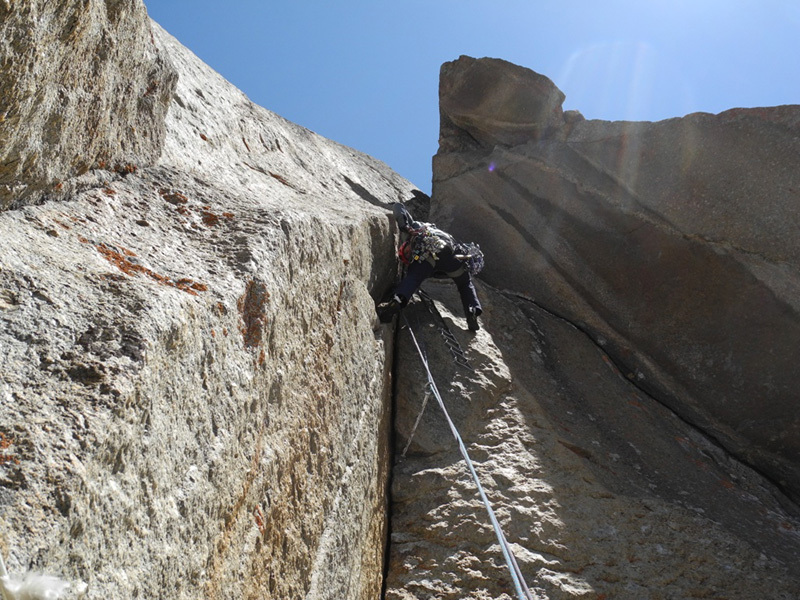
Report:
0,0,177,210
431,56,800,503
439,55,565,150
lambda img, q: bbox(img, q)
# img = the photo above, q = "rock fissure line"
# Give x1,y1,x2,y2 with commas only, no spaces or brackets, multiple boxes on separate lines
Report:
380,306,404,600
505,289,799,511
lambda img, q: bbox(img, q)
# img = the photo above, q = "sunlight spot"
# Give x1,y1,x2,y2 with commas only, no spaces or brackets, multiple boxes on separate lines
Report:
555,40,696,122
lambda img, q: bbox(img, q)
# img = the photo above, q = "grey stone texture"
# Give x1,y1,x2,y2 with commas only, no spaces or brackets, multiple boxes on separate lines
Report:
0,0,177,210
385,281,800,599
0,14,418,600
2,7,799,600
382,55,800,600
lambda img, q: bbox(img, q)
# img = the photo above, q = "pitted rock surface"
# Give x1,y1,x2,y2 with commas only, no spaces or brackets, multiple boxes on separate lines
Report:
2,10,799,600
0,17,418,600
385,281,800,600
0,0,177,210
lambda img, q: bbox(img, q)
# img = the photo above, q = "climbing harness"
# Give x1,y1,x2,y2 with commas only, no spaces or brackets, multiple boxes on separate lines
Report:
417,289,473,372
405,224,454,264
401,314,536,600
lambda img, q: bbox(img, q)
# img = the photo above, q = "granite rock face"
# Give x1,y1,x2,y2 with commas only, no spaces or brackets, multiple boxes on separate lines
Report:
0,0,177,210
385,282,800,599
3,9,800,600
0,16,418,600
382,56,800,599
431,56,800,503
439,56,565,150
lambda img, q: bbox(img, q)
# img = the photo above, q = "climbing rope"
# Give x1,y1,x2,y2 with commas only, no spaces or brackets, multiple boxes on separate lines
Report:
400,383,432,458
401,314,536,600
416,289,473,372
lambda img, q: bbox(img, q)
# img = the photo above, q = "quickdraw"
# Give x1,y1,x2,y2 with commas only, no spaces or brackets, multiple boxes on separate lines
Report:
417,289,473,372
406,224,453,263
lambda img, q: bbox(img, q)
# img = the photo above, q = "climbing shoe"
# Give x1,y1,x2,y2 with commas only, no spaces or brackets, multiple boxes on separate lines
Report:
466,307,480,331
377,295,404,323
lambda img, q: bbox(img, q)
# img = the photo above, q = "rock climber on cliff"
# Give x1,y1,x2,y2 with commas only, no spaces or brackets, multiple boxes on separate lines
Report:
377,203,484,330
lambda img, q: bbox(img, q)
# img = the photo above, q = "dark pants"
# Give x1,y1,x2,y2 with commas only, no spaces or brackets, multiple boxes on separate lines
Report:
395,248,482,317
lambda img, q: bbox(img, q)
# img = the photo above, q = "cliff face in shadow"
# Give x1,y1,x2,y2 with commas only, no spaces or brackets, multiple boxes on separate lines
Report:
383,56,800,599
0,6,417,599
431,56,800,502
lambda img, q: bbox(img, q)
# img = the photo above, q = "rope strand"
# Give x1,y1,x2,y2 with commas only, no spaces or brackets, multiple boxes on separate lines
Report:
401,314,536,600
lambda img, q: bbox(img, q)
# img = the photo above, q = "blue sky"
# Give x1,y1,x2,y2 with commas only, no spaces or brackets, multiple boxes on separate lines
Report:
145,1,799,193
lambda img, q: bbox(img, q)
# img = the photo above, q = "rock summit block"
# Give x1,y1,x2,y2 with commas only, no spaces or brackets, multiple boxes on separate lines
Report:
439,55,566,149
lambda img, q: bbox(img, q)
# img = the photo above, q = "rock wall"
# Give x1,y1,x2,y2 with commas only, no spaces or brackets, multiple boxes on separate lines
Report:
4,8,799,600
385,282,800,599
430,55,800,503
0,12,419,600
382,56,800,599
0,0,177,210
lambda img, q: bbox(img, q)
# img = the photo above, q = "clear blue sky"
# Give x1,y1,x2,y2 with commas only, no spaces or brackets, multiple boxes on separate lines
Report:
145,1,799,193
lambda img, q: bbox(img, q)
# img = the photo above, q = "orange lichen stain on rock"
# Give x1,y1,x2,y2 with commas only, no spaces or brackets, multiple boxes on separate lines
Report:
93,242,207,296
159,189,233,228
269,172,292,187
159,188,189,205
237,280,270,349
0,432,19,466
200,207,234,227
201,209,220,227
253,505,267,535
117,164,138,175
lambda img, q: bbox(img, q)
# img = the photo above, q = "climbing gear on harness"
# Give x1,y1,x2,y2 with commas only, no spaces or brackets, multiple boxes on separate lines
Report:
455,241,485,276
401,314,536,600
404,224,454,264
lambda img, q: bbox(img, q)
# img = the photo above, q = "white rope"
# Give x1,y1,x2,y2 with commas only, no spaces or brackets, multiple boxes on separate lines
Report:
402,315,536,600
0,545,87,600
401,384,432,458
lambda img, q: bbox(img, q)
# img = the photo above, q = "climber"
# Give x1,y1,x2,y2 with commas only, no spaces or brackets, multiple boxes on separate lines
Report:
377,203,483,330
